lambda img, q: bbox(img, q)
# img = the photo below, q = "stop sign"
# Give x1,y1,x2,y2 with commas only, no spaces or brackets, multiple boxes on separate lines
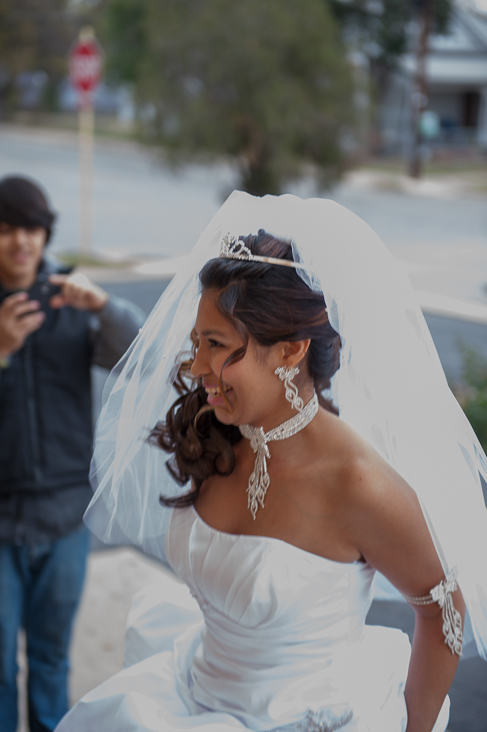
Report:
69,38,103,94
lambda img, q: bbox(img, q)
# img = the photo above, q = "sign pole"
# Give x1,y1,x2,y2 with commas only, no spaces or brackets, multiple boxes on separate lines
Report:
79,97,94,256
69,26,103,258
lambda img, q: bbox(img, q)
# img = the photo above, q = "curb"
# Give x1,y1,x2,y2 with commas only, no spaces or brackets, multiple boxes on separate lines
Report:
78,260,487,327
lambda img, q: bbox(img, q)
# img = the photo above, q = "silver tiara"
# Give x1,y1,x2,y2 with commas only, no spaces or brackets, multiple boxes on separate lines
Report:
219,233,309,270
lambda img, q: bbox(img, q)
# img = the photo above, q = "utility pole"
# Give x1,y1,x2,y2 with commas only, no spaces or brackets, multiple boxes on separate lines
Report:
408,0,433,179
69,27,103,255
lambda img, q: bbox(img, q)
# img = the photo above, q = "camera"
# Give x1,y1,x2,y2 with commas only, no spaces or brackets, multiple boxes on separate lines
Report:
0,273,62,316
27,273,61,312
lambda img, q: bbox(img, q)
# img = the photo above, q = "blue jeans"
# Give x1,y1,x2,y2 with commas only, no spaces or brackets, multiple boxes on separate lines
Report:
0,527,90,732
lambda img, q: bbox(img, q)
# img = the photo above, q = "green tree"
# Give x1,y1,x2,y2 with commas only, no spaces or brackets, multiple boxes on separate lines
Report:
100,0,354,195
329,0,411,86
328,0,453,174
454,348,487,455
328,0,451,87
0,0,75,115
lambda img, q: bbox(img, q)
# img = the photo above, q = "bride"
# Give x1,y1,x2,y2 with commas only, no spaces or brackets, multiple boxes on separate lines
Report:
55,192,487,732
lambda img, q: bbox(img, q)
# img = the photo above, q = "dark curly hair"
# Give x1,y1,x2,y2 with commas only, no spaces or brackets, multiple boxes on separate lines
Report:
150,230,341,508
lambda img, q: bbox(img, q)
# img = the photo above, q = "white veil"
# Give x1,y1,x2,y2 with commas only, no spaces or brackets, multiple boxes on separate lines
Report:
86,191,487,660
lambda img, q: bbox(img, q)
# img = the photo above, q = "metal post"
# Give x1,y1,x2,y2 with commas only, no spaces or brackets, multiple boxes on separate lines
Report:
70,25,102,257
79,100,94,256
408,1,433,179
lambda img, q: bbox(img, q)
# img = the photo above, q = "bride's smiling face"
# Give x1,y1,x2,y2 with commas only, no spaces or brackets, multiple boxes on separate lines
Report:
191,289,285,428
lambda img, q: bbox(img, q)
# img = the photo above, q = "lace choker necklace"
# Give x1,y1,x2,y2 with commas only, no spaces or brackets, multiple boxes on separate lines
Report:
239,393,319,520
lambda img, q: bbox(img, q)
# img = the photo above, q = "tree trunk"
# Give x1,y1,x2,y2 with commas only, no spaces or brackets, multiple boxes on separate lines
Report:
236,116,277,195
408,1,433,179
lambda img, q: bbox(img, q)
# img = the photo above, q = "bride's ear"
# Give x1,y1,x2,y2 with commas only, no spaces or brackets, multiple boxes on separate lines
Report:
281,339,311,367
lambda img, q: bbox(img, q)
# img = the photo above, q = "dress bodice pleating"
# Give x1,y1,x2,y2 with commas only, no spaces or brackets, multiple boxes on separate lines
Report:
164,506,408,731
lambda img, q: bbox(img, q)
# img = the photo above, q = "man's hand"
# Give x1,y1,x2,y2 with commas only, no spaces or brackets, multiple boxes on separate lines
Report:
49,273,109,313
0,292,45,358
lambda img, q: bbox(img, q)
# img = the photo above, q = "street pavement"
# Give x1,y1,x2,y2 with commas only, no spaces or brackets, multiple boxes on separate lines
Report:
5,124,486,731
1,123,487,304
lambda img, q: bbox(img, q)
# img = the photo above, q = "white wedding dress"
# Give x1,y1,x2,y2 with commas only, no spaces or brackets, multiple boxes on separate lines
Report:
56,505,450,732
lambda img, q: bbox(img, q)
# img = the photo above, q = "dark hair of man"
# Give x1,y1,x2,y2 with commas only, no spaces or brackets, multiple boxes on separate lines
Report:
0,176,56,244
150,230,341,508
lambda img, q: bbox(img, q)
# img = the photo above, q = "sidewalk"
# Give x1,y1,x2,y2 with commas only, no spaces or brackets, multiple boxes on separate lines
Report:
17,548,172,731
70,548,172,703
77,255,487,324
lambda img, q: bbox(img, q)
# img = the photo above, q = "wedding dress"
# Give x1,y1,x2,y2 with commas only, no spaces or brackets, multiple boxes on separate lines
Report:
55,505,450,732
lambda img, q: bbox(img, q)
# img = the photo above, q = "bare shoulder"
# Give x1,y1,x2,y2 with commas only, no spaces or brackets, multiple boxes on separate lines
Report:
340,440,413,511
323,419,447,594
341,444,418,536
318,413,410,504
314,413,407,507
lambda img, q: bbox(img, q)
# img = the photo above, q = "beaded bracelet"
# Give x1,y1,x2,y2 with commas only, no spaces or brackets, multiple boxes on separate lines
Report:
402,566,463,656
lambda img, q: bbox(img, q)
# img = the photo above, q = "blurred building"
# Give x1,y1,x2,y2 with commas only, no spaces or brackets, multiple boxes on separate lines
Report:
380,4,487,155
10,68,135,127
57,78,135,124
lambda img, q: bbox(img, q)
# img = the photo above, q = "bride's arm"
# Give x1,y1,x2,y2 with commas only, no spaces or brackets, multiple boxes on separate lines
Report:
342,456,466,732
404,585,464,732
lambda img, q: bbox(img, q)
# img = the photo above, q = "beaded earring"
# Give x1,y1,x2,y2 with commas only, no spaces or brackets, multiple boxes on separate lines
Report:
274,365,304,412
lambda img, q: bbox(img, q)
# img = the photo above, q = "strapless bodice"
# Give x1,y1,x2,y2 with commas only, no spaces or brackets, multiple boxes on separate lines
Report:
167,504,375,643
165,506,395,731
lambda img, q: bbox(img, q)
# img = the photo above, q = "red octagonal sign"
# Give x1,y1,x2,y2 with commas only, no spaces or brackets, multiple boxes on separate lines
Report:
69,39,103,94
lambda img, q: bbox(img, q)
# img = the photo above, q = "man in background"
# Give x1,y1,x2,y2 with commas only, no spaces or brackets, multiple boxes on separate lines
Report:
0,175,144,732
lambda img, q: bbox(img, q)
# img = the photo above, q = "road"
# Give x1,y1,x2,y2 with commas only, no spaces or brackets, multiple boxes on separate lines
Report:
1,123,487,305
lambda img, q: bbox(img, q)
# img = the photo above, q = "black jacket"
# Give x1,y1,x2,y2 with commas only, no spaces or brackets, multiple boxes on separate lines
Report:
0,257,145,544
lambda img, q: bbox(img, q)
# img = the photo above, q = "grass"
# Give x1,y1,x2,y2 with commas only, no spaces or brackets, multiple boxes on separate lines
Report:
56,252,128,268
450,347,487,455
4,111,137,140
351,156,487,195
356,156,487,176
